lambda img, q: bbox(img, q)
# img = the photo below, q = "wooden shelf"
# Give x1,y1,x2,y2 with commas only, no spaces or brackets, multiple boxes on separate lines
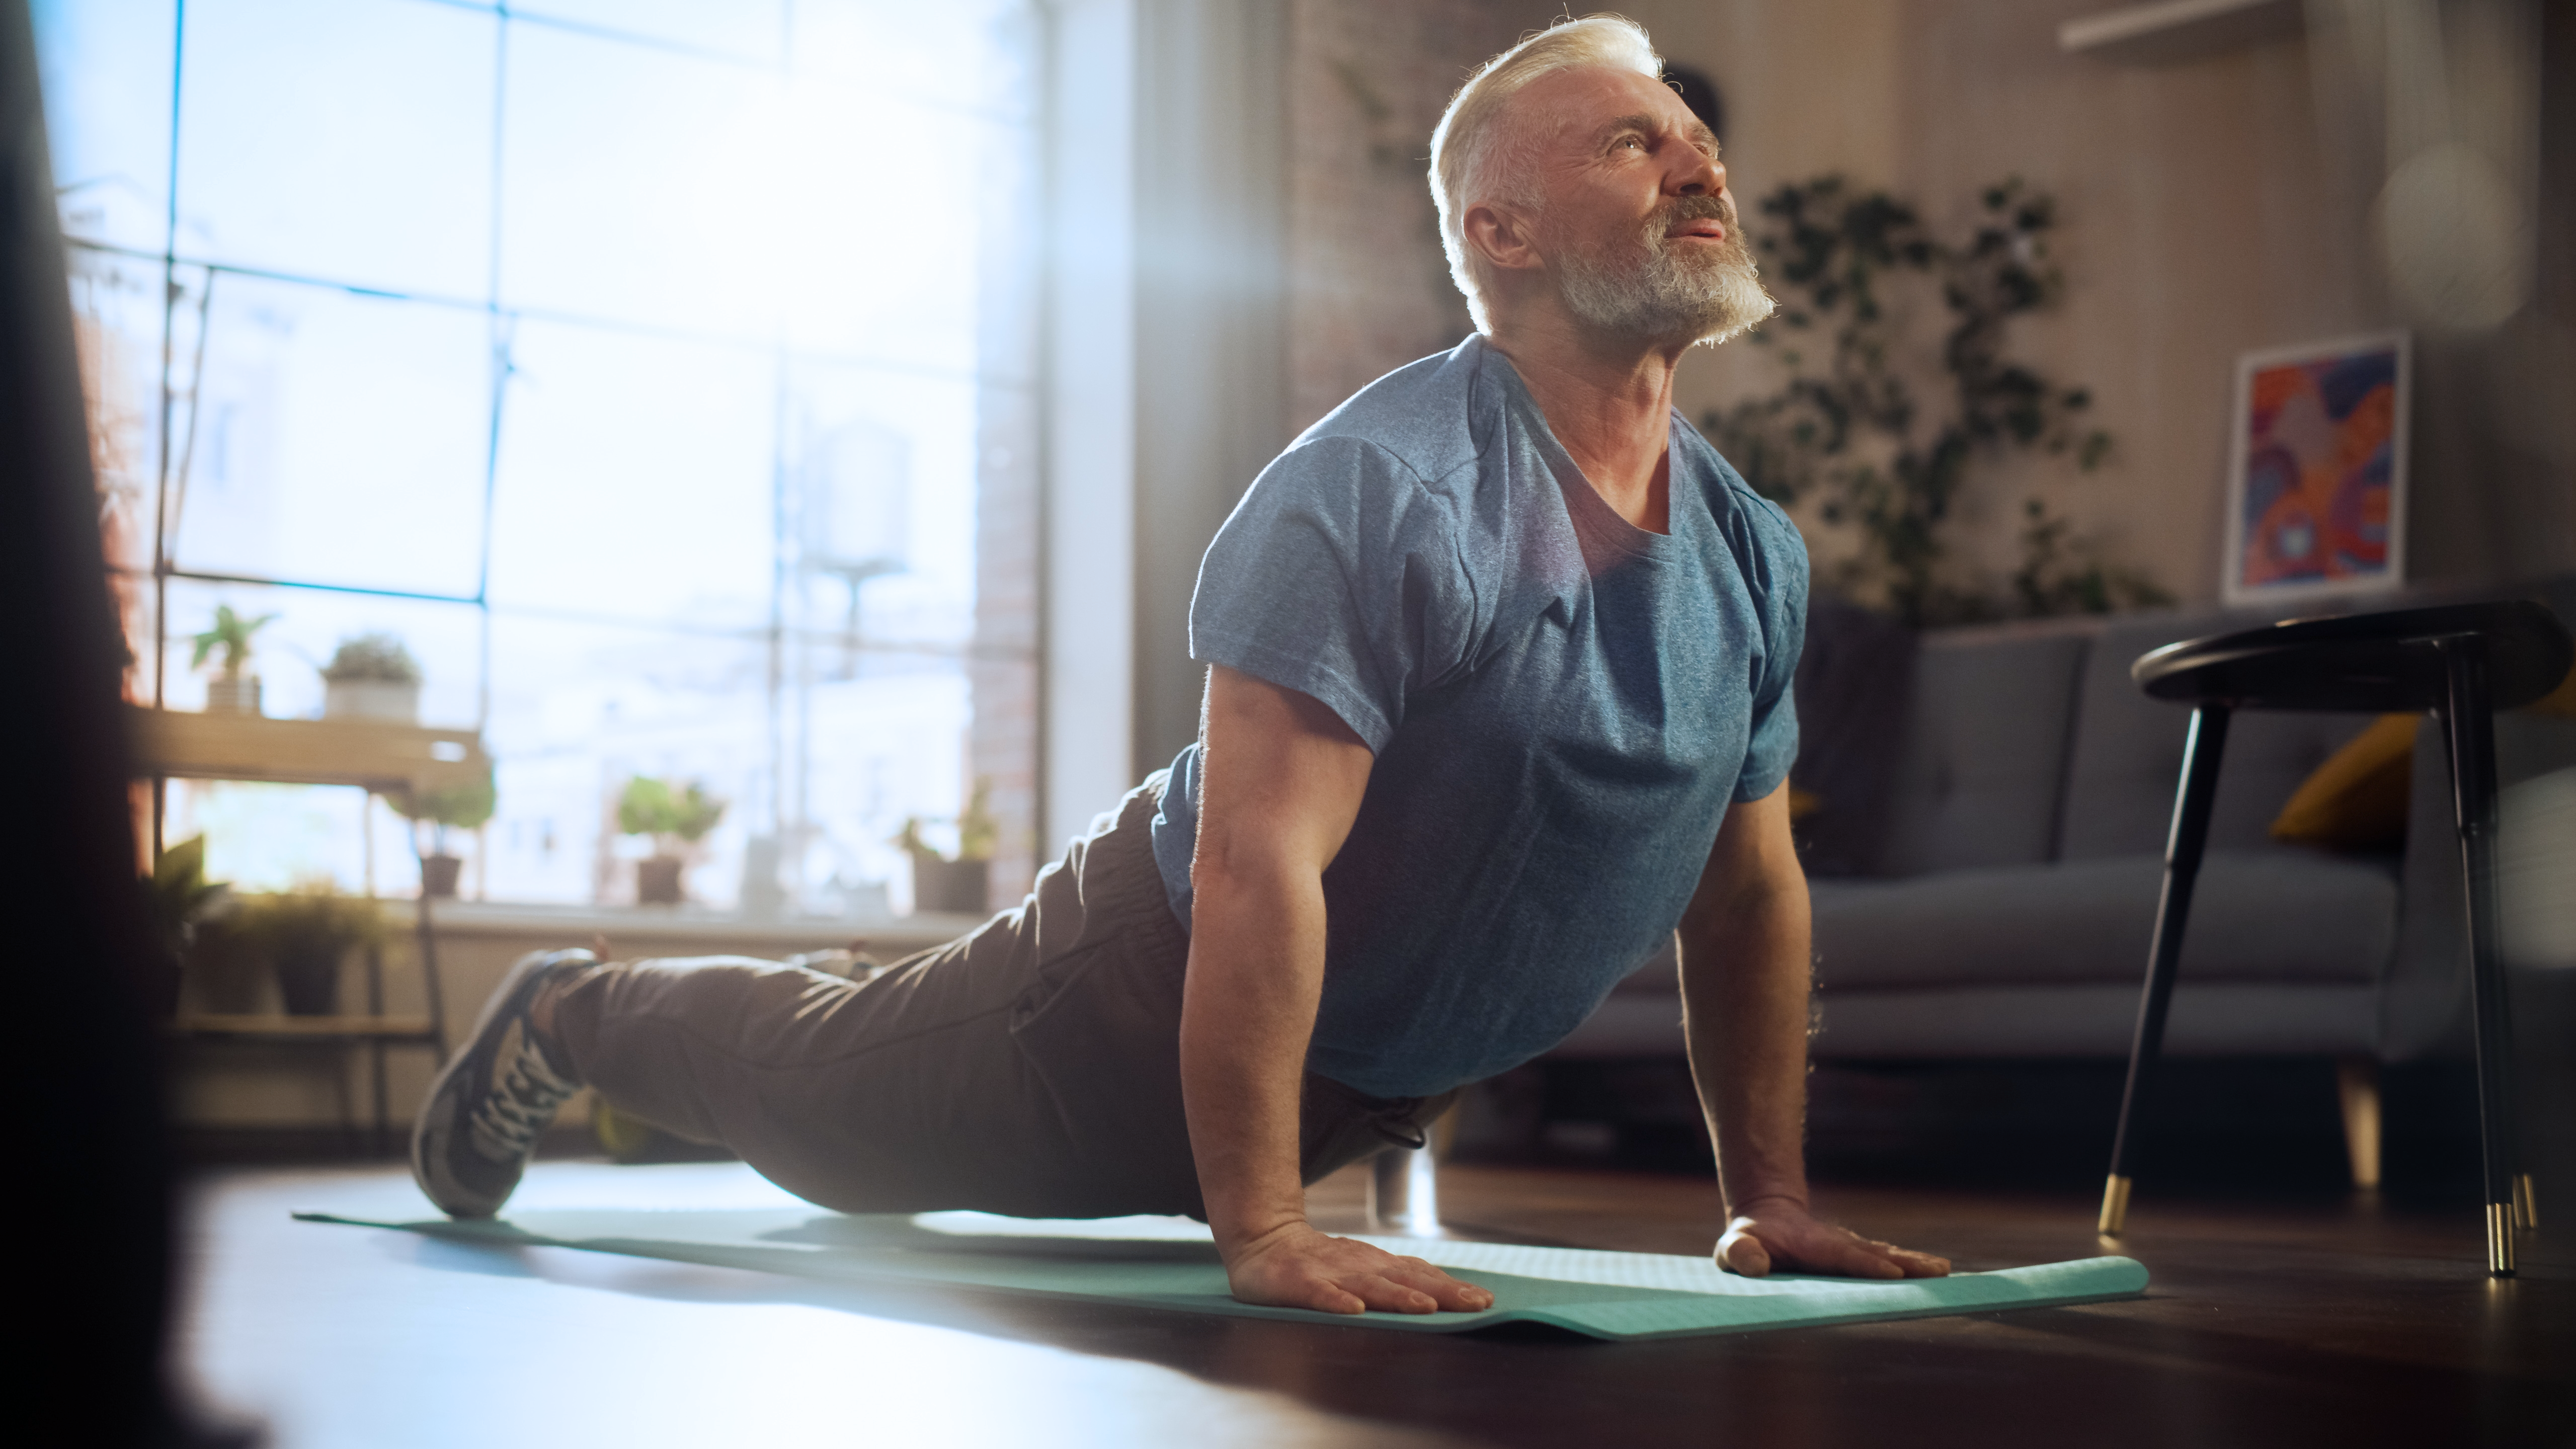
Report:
127,706,488,798
174,1014,439,1039
2059,0,2302,65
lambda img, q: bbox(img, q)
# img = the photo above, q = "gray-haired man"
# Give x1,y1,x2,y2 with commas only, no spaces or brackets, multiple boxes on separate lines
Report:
415,15,1949,1317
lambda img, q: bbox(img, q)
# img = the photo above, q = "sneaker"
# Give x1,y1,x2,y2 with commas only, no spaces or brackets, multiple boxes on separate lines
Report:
412,948,590,1218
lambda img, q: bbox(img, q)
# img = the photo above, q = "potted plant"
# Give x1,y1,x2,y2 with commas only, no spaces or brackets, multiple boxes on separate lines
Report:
145,835,249,1013
394,770,495,898
616,776,726,905
321,632,422,722
230,884,386,1016
192,604,276,715
895,776,997,915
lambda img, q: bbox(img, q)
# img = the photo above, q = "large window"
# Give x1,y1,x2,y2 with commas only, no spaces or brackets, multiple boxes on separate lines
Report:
40,0,1043,915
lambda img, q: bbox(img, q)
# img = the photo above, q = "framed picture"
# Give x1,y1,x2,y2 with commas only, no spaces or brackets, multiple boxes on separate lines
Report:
2220,331,2410,607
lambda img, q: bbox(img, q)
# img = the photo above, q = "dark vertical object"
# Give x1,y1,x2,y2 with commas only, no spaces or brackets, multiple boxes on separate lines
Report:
2099,703,2229,1236
2438,636,2523,1275
0,0,184,1441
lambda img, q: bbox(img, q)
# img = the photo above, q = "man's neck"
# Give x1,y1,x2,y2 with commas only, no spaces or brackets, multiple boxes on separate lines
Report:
1485,315,1689,534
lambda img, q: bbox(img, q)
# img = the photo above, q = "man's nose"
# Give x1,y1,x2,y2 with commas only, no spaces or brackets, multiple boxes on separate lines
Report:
1673,150,1724,199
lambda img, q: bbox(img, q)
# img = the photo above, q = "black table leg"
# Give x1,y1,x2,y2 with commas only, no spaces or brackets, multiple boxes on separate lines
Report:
2102,703,2231,1237
2439,638,2522,1277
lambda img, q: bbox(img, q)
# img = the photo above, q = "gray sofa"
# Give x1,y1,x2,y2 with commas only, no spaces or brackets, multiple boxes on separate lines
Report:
1552,575,2576,1090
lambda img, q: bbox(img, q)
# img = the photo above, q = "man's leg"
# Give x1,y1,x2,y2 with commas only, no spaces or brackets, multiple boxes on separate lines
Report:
416,774,1457,1219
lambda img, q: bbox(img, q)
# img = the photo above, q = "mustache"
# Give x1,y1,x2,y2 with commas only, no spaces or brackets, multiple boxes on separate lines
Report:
1658,194,1734,229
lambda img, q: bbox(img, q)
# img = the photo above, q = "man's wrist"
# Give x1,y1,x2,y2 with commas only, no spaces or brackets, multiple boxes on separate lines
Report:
1725,1189,1810,1218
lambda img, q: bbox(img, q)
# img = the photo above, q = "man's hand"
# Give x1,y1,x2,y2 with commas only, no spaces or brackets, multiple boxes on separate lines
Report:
1223,1220,1496,1315
1715,1195,1951,1279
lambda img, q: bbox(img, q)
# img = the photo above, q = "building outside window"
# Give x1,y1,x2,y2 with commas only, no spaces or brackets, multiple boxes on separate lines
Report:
38,0,1044,918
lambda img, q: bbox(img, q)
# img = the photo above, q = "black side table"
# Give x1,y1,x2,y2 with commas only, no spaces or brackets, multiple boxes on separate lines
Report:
2098,599,2573,1277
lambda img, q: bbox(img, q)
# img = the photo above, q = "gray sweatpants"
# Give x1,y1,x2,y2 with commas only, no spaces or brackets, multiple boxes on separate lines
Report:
549,776,1455,1219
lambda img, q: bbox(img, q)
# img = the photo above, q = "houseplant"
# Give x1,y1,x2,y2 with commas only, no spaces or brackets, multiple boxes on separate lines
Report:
228,884,386,1016
616,776,726,905
1702,175,2167,625
895,776,997,915
146,835,252,1013
321,632,422,723
395,770,495,898
192,603,276,715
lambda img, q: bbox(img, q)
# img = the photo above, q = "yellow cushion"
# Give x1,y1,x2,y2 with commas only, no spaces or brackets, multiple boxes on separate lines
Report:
2270,713,2417,850
2524,659,2576,718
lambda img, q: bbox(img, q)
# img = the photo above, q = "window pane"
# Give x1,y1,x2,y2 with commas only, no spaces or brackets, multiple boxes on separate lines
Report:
486,319,777,630
483,614,774,908
164,270,491,599
784,362,982,651
157,576,482,727
780,101,1035,374
792,0,1038,122
35,0,177,252
176,0,495,298
513,0,784,65
500,23,783,338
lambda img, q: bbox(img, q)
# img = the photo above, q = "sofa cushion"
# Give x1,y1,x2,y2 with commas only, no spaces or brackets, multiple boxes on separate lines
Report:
1809,849,2397,990
1872,629,2088,875
2057,610,2379,860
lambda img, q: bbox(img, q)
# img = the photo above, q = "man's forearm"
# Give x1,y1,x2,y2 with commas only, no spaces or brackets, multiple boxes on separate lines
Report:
1178,865,1330,1257
1678,876,1815,1213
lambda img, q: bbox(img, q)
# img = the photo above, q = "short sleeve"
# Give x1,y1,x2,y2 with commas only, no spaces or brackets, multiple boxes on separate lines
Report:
1732,495,1809,803
1187,438,1478,753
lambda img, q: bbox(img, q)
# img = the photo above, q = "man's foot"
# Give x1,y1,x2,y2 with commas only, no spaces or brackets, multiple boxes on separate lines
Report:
412,948,591,1218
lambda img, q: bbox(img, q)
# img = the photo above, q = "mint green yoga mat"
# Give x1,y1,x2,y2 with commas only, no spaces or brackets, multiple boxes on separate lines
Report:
300,1206,2146,1341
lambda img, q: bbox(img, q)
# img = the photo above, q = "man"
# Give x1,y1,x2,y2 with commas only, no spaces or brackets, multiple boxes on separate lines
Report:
414,16,1948,1316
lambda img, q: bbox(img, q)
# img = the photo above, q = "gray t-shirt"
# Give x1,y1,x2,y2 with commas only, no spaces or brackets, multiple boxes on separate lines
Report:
1151,335,1806,1098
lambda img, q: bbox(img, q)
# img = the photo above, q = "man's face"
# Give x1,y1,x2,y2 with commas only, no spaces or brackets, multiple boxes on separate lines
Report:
1511,66,1773,346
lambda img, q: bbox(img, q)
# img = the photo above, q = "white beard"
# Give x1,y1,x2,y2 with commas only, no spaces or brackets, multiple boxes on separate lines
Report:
1556,204,1776,347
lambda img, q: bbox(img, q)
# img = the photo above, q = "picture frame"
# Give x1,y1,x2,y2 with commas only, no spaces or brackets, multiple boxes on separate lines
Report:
2220,331,2410,608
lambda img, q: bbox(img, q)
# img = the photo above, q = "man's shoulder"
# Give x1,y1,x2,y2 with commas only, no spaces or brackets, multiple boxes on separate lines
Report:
1284,338,1492,487
1673,412,1806,576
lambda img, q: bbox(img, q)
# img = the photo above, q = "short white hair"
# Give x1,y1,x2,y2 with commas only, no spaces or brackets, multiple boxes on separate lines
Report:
1428,16,1665,332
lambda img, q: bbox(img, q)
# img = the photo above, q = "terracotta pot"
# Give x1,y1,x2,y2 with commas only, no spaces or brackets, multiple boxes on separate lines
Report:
637,855,686,905
274,946,342,1016
420,854,463,898
910,856,989,915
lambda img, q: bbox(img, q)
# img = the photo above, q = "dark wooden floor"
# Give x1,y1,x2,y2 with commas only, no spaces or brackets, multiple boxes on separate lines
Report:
177,1149,2574,1449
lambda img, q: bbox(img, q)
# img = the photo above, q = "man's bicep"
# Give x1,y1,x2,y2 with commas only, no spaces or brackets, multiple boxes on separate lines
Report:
1194,665,1376,883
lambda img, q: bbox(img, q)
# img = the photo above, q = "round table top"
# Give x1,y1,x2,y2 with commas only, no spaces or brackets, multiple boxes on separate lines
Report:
2130,599,2573,713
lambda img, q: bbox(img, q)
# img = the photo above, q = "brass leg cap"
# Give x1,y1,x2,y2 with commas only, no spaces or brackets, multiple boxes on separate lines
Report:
2098,1174,2133,1237
2512,1174,2538,1232
2487,1203,2518,1277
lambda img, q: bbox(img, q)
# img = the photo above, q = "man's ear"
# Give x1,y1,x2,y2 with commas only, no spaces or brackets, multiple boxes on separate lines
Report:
1462,200,1545,276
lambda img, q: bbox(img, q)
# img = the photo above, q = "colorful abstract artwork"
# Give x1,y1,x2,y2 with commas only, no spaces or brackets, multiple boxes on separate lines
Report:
2223,333,2409,605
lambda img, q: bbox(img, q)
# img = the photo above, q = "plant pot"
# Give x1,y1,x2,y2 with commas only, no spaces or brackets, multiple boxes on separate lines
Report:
187,920,268,1014
420,853,463,898
910,855,989,915
273,945,343,1016
204,673,262,715
637,855,686,905
325,678,419,723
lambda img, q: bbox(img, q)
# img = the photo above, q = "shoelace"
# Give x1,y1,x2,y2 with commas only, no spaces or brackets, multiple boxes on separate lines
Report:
467,1026,579,1164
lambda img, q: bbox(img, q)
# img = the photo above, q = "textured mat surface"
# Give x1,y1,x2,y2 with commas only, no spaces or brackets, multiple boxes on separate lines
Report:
301,1206,2147,1340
